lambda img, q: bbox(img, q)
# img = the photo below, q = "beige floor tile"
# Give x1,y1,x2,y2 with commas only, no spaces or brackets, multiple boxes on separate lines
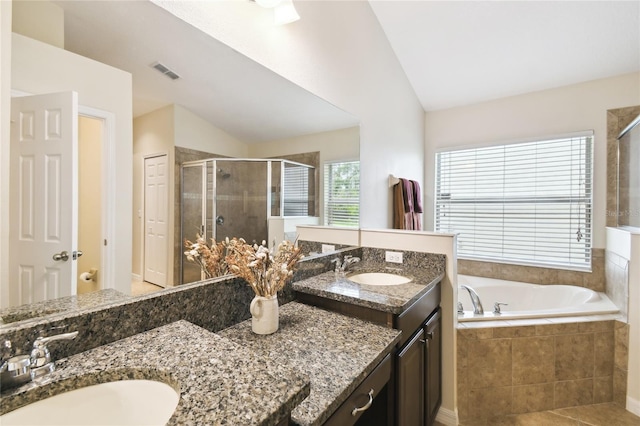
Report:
554,403,640,426
131,280,164,296
484,411,580,425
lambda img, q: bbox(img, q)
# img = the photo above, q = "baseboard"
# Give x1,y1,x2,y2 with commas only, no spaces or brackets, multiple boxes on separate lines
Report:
435,406,458,426
132,273,142,282
628,395,640,417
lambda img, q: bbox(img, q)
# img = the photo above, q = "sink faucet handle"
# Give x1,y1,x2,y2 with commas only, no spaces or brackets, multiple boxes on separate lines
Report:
30,331,78,375
1,340,12,371
494,302,508,314
331,257,342,272
34,331,79,348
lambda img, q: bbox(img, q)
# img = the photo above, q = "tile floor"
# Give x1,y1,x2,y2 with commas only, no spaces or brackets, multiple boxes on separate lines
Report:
131,280,164,297
441,402,640,426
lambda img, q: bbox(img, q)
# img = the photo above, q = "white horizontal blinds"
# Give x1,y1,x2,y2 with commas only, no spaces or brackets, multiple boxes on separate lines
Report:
324,161,360,227
435,134,593,269
283,164,309,216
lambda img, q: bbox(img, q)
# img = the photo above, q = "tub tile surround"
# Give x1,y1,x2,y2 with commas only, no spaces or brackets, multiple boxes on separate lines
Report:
457,248,605,291
457,319,629,422
606,250,630,319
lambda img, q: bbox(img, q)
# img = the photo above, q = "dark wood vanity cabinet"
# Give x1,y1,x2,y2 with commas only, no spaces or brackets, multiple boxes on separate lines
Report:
295,280,442,426
424,308,442,426
395,307,441,426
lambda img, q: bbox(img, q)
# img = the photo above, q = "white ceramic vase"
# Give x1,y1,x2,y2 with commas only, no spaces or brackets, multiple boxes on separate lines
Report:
250,294,279,335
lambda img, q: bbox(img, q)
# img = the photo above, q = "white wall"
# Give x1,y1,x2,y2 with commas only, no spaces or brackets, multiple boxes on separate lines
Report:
132,105,175,281
0,0,12,307
424,72,640,249
153,0,425,230
11,33,133,295
174,104,248,158
11,0,64,48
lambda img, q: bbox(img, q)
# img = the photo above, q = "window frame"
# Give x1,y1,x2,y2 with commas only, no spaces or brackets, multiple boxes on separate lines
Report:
434,131,594,271
323,159,360,228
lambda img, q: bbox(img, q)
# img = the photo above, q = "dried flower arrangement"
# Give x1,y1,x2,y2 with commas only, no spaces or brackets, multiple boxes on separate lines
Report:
183,235,229,279
225,238,303,297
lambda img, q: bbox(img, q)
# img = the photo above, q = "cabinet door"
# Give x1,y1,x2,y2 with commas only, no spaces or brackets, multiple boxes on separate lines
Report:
396,329,425,426
424,308,442,426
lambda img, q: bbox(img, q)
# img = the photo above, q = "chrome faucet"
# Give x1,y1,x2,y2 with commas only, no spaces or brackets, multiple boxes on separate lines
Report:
342,255,360,271
460,285,484,315
332,255,361,275
30,331,79,378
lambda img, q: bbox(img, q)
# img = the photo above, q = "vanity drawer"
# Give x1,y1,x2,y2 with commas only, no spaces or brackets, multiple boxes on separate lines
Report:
324,353,392,426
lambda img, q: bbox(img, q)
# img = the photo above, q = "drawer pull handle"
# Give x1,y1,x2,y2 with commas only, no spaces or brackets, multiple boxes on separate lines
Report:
351,389,374,416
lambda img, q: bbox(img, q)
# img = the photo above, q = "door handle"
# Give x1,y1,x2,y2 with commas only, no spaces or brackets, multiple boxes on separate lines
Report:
52,251,69,262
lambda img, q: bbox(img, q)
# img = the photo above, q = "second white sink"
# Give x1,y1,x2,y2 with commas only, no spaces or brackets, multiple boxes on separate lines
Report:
347,272,411,286
0,379,179,426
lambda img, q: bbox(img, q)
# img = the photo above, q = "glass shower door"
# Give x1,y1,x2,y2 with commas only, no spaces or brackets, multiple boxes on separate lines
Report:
214,160,268,245
181,163,206,284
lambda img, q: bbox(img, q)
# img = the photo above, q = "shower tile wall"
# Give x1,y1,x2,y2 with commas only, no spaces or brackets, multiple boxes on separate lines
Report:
457,248,605,290
457,320,625,422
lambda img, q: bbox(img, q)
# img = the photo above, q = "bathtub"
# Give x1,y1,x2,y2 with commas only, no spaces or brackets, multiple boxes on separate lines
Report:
457,274,620,322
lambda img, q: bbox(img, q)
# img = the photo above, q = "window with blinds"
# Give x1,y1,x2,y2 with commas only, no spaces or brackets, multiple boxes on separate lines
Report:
324,161,360,227
283,164,311,216
435,133,593,270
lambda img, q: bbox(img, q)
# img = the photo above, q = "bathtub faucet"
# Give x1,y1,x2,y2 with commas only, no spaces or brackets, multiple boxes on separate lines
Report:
460,285,484,315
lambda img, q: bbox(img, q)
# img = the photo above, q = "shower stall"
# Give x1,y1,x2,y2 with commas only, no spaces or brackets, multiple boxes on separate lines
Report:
180,158,318,284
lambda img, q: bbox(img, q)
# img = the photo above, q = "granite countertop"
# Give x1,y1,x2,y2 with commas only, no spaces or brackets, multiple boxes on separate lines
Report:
292,262,444,314
218,302,401,426
0,320,310,425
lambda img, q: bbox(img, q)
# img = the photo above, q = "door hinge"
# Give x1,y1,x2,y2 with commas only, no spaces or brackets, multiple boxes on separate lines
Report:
104,239,108,246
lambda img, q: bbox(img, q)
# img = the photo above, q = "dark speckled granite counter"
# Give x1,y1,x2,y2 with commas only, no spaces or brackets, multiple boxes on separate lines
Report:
0,320,309,425
218,302,401,426
292,261,444,315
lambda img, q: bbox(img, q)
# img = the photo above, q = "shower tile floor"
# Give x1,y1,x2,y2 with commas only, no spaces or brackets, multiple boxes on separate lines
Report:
443,402,640,425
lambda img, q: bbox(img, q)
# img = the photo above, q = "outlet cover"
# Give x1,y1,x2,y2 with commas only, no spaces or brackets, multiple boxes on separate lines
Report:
321,244,336,253
385,251,403,263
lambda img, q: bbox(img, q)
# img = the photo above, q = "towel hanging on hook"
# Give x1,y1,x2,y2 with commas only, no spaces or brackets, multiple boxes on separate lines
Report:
391,177,422,230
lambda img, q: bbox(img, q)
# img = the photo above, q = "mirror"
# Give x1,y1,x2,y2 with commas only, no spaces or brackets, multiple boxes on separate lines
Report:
3,0,359,325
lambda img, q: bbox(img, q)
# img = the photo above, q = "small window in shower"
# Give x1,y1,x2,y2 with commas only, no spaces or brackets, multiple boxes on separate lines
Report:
283,162,312,216
617,114,640,228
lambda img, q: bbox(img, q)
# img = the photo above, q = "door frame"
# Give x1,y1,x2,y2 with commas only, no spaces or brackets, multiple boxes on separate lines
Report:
142,152,170,287
6,90,116,298
78,105,116,291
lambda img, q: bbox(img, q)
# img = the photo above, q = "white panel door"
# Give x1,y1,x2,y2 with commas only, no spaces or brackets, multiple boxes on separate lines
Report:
9,92,79,306
144,155,168,287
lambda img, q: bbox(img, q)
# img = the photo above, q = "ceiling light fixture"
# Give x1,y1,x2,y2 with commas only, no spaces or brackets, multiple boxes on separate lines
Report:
255,0,299,25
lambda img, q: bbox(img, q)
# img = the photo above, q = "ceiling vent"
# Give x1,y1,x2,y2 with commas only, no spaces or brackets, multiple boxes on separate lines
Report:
151,62,180,80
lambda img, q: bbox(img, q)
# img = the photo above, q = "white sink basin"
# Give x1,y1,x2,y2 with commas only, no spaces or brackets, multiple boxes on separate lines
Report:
347,272,411,286
0,379,179,426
